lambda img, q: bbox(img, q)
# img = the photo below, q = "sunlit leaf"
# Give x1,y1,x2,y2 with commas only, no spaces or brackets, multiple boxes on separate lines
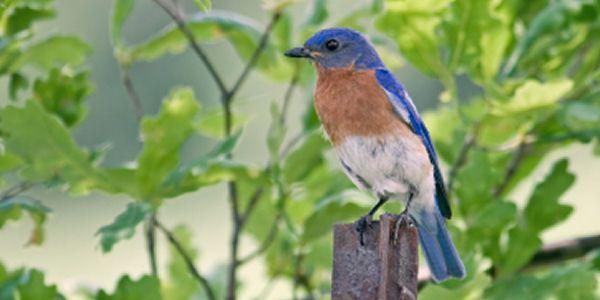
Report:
12,36,92,71
136,87,199,203
110,0,134,46
96,275,161,300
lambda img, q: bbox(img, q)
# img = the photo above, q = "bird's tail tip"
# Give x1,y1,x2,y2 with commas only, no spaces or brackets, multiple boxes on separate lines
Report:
416,213,466,282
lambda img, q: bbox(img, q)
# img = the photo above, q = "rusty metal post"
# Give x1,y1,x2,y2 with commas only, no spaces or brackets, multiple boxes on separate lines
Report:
332,213,418,300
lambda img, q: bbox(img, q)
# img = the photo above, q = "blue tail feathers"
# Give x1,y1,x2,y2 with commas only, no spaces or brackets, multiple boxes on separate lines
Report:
415,211,466,282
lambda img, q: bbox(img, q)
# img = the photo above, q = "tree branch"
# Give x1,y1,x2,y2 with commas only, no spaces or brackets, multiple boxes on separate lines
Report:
120,69,143,122
151,0,228,95
447,133,477,195
155,219,216,300
224,12,282,104
0,182,34,202
493,140,530,197
528,233,600,268
237,212,281,266
145,213,158,277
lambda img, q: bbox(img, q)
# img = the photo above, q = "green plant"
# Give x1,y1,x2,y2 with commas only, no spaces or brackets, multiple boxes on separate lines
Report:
0,0,599,299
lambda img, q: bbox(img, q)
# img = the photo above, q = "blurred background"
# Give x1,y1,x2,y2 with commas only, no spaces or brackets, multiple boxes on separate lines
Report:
1,0,599,298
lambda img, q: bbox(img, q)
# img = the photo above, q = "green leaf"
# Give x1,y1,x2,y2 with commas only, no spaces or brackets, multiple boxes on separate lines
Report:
8,72,28,101
303,0,328,27
283,129,329,183
499,158,575,274
193,0,212,13
196,108,248,139
420,270,491,300
17,269,63,300
135,87,199,203
5,7,54,36
301,191,368,242
492,79,573,115
110,0,134,46
485,264,598,300
267,101,286,159
523,158,575,232
0,265,63,300
0,196,50,246
32,67,92,127
131,11,292,79
97,275,161,300
96,202,151,253
12,36,92,71
0,101,108,194
0,152,23,173
376,0,452,80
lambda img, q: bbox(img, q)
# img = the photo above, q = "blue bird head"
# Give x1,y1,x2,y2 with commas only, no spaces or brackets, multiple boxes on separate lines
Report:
284,28,384,70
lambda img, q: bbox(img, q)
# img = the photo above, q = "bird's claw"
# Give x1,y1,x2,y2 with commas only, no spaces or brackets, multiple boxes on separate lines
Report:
392,212,413,244
355,214,373,246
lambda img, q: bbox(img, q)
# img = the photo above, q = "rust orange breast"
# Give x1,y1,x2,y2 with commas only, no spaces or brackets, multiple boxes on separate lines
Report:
313,67,411,145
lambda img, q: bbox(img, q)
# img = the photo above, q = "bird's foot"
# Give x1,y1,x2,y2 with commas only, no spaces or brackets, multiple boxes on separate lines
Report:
354,214,373,246
392,212,414,244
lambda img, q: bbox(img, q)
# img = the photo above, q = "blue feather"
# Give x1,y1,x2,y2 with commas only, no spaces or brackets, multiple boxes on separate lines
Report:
375,69,452,219
415,208,466,282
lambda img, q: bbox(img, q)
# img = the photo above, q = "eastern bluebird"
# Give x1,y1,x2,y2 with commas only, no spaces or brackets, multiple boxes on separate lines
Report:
285,28,466,282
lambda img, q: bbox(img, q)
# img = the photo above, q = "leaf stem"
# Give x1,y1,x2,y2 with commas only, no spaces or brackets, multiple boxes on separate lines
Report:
493,140,530,198
155,219,216,300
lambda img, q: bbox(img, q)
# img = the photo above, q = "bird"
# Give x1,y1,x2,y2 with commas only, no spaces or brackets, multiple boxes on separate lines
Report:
284,28,466,282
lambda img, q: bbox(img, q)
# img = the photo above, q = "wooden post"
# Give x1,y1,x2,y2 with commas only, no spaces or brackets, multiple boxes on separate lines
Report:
332,214,418,300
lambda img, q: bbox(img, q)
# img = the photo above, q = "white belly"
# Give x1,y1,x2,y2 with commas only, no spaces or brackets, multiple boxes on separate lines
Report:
334,135,434,202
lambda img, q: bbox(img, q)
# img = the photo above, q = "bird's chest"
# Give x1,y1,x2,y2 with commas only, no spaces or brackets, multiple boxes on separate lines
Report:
313,68,402,145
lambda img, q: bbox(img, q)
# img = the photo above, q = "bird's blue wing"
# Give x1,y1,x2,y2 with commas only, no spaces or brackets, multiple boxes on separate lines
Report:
375,68,451,219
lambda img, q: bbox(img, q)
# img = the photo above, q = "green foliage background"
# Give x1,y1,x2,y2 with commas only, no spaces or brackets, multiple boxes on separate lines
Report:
1,0,600,299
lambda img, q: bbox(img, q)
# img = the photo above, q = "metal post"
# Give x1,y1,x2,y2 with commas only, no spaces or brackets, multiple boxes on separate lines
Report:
332,213,418,299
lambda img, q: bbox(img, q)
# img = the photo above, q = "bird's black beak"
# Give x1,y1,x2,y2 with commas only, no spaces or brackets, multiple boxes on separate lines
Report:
284,47,311,58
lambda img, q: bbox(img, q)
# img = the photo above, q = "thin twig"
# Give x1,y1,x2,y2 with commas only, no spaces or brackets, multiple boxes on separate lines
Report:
152,0,228,95
493,140,530,197
447,133,477,194
145,213,158,276
528,233,600,268
224,12,282,104
237,213,281,266
239,187,265,226
121,69,143,122
155,219,216,300
0,182,34,202
279,68,301,126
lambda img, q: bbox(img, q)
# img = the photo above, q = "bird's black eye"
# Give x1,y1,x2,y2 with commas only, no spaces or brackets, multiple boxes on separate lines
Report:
325,39,339,51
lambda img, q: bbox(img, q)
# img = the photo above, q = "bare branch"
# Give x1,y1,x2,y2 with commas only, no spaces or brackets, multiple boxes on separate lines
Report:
447,133,477,194
145,213,158,276
493,140,530,197
238,213,281,266
528,234,600,268
1,182,34,202
279,67,301,126
151,0,228,95
155,219,216,300
225,12,282,104
120,69,143,122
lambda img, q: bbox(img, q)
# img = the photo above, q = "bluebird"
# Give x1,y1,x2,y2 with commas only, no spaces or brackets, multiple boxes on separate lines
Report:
284,28,466,282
